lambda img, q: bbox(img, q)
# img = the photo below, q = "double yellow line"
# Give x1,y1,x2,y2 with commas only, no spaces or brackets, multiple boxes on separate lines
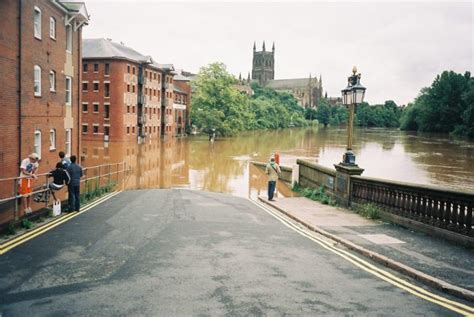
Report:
0,191,121,256
251,199,474,316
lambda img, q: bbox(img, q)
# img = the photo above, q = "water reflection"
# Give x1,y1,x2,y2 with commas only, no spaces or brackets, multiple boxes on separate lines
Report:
82,127,474,197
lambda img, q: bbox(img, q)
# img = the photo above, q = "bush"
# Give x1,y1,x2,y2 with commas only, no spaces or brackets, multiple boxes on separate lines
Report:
21,219,33,230
356,203,380,219
293,184,336,206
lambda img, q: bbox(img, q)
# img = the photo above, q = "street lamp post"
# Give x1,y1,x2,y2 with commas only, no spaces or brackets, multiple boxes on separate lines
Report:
340,66,366,166
333,66,366,207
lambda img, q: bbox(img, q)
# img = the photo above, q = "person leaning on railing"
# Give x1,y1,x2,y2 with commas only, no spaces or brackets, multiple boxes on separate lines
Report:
19,153,39,215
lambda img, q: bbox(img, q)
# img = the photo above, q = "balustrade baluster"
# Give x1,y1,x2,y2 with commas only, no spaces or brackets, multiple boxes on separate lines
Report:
450,202,460,232
445,201,454,229
466,204,472,236
458,203,466,233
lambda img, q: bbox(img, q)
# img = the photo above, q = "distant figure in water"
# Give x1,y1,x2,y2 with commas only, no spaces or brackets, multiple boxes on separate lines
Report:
209,128,216,143
265,157,281,201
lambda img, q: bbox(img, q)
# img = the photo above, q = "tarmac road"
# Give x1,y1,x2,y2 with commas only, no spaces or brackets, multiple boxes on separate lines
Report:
0,189,468,316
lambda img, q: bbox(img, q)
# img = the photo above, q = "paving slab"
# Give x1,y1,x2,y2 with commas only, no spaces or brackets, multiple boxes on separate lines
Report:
261,196,474,293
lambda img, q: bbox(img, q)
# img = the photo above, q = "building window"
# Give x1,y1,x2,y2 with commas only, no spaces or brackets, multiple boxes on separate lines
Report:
104,83,110,97
127,106,130,113
94,63,99,72
34,130,42,159
82,124,88,134
104,126,110,136
49,70,56,92
49,17,56,39
49,129,56,150
65,129,71,156
93,125,99,134
34,7,42,39
104,104,110,119
105,63,110,76
93,103,99,113
127,65,130,73
82,103,88,112
93,82,99,91
132,66,135,75
126,126,130,134
65,76,72,105
127,84,130,92
132,85,135,93
83,63,88,72
82,82,88,91
66,24,72,52
34,65,41,96
132,126,135,134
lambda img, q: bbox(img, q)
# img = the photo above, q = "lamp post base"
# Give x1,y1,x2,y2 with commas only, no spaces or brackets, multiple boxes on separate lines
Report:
334,159,364,208
340,149,359,167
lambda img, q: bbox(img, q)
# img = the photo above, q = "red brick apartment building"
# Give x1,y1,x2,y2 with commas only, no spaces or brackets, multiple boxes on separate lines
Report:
82,39,179,143
173,74,192,136
0,0,89,181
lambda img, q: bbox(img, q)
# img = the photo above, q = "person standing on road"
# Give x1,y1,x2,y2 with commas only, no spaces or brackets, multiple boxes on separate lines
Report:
19,153,40,214
265,157,281,201
66,155,83,212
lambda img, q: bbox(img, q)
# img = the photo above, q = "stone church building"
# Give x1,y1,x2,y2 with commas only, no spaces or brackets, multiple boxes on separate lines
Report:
251,41,323,109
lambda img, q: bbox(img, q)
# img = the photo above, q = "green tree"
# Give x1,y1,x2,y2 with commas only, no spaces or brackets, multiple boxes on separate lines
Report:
191,63,253,136
315,100,331,127
400,71,473,137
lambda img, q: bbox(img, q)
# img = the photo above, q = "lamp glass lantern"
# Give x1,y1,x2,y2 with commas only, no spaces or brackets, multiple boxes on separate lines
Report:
341,86,352,106
352,82,366,104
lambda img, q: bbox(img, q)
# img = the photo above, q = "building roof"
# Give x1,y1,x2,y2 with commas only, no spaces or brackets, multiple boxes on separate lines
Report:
265,78,311,90
83,39,174,72
173,86,187,94
83,39,149,62
56,1,89,24
174,73,191,81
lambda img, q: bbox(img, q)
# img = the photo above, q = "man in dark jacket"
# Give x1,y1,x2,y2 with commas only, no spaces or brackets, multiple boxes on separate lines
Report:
66,155,83,212
49,162,70,202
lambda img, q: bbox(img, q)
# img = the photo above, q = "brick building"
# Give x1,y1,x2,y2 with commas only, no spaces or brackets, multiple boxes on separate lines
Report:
173,73,192,136
0,0,89,179
82,39,177,143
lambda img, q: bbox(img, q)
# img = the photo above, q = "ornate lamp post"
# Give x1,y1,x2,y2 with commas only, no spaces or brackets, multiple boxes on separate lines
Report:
333,66,366,207
340,66,366,166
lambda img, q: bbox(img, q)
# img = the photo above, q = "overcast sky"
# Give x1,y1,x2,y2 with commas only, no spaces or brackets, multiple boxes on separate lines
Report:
83,0,473,105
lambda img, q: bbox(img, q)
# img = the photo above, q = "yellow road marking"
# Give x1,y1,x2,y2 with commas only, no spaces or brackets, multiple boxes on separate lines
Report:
251,199,474,316
0,191,121,255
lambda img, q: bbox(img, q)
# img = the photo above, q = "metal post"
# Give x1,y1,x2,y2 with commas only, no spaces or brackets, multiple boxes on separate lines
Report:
13,179,18,220
347,103,354,151
45,173,49,208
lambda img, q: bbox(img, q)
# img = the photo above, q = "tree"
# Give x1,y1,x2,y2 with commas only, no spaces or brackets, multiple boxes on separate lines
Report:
191,63,253,136
315,101,330,127
400,71,473,138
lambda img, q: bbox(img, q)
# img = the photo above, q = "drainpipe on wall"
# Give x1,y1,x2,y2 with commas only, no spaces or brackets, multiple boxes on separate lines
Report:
77,26,81,162
18,0,22,166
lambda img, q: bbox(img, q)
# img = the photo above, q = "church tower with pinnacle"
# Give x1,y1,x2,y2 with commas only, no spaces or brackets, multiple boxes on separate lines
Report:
251,41,275,84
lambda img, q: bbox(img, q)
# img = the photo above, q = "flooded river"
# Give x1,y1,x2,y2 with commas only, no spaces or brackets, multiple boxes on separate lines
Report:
82,127,474,197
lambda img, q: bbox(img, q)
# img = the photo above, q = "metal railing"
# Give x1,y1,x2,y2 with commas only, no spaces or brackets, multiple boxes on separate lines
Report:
0,162,128,225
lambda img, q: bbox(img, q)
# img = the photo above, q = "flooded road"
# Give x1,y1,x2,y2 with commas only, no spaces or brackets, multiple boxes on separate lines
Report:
82,127,474,197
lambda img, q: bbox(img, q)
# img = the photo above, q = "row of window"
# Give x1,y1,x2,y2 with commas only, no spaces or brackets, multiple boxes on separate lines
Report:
83,63,110,75
82,124,109,135
33,128,72,160
34,6,73,52
82,81,110,96
34,65,72,104
125,126,160,135
82,103,110,117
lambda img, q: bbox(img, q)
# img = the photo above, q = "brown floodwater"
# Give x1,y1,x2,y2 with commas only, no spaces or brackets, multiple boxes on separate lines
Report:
81,127,474,198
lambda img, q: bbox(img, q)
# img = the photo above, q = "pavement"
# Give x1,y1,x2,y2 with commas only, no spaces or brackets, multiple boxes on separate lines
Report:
259,196,474,301
0,189,472,316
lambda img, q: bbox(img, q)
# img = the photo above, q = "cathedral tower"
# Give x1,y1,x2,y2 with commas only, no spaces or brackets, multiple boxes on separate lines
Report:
251,41,275,84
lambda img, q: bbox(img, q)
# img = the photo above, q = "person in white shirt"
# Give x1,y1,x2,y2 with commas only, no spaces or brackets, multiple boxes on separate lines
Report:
19,153,39,215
